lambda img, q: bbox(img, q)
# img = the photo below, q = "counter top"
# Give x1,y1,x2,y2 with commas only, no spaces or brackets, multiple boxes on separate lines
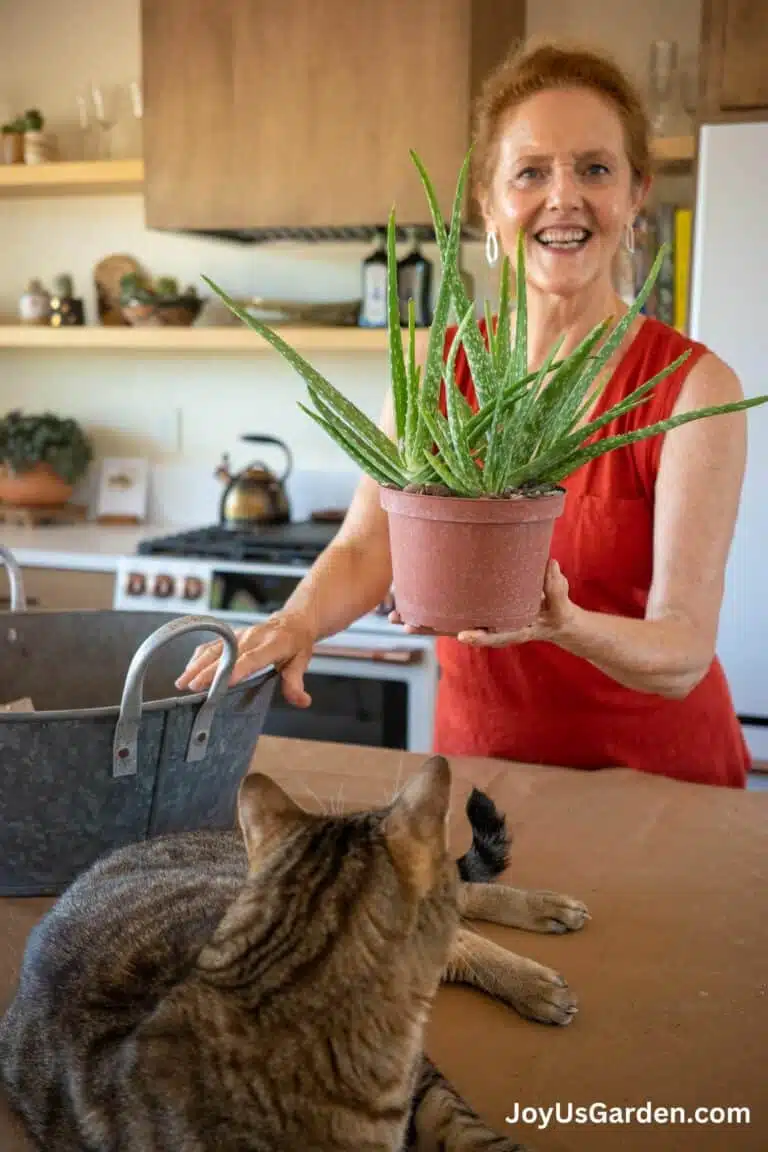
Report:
1,736,766,1150
0,523,179,571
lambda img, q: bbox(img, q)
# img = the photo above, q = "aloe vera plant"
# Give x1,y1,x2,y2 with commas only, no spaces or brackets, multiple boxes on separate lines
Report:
202,149,768,498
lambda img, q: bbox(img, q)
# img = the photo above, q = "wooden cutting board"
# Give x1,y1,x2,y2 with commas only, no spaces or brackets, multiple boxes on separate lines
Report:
93,253,143,326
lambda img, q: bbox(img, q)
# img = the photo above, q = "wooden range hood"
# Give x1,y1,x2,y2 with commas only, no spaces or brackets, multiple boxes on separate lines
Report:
141,0,525,243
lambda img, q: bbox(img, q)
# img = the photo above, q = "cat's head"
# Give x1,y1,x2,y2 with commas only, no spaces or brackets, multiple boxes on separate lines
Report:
235,755,458,985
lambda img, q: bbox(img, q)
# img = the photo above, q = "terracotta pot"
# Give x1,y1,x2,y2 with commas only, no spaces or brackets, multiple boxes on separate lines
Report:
0,463,74,507
379,486,565,633
1,133,23,164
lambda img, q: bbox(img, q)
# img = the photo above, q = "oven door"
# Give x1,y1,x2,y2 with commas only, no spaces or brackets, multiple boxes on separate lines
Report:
232,630,437,753
264,669,408,749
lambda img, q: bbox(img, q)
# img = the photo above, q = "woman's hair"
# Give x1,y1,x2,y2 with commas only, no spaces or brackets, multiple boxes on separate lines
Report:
472,37,652,204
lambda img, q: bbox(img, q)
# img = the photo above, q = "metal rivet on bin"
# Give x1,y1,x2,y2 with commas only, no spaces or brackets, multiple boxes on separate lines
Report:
196,731,208,744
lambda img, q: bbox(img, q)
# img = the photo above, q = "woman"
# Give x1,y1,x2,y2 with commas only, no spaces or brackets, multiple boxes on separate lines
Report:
177,39,750,788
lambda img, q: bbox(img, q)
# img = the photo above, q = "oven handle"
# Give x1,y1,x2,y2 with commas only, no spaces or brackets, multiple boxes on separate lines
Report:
313,645,420,665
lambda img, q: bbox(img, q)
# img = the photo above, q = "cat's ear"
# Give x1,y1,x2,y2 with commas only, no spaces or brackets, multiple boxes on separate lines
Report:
237,772,308,869
382,755,452,896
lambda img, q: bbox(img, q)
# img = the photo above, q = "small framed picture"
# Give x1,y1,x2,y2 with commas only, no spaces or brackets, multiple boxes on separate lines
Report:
96,457,149,524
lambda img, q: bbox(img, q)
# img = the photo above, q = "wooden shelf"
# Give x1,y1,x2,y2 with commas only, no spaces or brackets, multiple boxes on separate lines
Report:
0,159,144,197
651,135,696,169
0,323,389,353
0,139,696,201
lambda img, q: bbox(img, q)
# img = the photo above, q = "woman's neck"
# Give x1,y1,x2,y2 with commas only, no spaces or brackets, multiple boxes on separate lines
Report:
522,276,627,372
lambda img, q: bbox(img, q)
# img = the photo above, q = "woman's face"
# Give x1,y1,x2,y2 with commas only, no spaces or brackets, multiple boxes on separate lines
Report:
483,86,648,300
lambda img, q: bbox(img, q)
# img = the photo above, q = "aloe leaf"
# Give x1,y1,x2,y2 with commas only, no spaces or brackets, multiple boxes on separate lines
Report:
419,404,482,494
408,148,450,253
508,350,693,488
465,359,587,444
422,446,478,496
482,235,528,491
297,404,400,488
511,229,528,382
572,351,691,442
537,319,614,440
201,276,403,471
484,299,497,362
495,255,512,372
386,208,408,444
528,394,768,486
414,148,471,420
520,320,613,460
404,299,423,470
409,457,441,485
498,333,565,485
306,385,406,487
444,303,477,457
409,148,496,406
512,246,667,469
551,244,667,417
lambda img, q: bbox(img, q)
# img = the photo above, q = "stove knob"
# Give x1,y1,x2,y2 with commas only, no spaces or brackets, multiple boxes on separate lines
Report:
153,574,175,598
183,577,204,601
125,571,146,596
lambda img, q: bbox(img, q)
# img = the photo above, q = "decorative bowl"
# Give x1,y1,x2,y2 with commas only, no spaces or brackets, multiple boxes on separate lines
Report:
121,296,203,327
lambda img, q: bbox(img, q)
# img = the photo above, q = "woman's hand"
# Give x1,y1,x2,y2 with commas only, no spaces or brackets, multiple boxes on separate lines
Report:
458,559,576,647
389,559,577,647
174,611,316,706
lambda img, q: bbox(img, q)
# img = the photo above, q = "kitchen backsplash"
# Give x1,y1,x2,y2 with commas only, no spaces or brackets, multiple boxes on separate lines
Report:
72,460,361,528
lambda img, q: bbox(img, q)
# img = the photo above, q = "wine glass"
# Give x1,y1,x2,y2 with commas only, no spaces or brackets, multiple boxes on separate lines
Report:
90,83,119,159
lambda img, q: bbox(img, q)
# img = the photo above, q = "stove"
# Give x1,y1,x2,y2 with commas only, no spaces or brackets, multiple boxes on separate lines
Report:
115,517,368,620
137,520,340,565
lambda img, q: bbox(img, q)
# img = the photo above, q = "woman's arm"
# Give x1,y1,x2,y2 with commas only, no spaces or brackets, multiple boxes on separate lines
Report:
281,457,395,642
176,392,398,694
283,329,431,640
461,352,748,700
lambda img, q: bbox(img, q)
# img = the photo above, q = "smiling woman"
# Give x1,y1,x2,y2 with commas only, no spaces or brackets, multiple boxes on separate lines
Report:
427,38,752,785
177,38,753,790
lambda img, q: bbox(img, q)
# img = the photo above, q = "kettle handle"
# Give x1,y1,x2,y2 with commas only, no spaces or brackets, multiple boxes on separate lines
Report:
241,435,293,483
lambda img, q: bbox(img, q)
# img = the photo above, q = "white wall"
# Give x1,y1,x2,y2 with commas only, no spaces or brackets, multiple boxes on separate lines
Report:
0,0,703,518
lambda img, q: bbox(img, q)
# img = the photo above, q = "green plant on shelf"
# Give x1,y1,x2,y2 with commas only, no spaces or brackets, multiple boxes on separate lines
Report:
0,410,92,485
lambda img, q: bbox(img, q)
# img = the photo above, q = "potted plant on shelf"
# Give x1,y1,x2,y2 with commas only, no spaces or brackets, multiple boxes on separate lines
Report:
22,108,50,164
200,148,768,634
119,272,202,327
0,410,93,507
1,117,25,165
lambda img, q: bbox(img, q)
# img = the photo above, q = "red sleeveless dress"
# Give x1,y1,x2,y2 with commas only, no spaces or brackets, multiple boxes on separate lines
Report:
434,316,750,788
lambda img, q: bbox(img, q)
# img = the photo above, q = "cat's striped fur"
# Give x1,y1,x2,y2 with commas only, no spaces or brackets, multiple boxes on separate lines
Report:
0,758,587,1150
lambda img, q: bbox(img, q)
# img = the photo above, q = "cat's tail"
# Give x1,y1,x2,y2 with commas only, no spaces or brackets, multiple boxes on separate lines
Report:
456,788,510,883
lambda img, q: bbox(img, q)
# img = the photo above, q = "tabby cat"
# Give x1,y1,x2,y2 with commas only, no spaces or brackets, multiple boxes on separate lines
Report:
0,756,588,1151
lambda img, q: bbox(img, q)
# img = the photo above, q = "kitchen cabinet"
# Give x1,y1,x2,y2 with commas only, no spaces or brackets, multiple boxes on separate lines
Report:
141,0,525,235
4,568,116,612
699,0,768,122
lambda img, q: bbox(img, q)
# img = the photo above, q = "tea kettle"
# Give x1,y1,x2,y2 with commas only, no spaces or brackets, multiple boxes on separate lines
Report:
216,435,292,527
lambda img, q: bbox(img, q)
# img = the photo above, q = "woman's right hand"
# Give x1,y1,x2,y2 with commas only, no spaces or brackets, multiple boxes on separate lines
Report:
174,611,316,707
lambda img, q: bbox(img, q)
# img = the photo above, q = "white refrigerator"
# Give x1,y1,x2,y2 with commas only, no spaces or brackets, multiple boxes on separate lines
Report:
689,121,768,763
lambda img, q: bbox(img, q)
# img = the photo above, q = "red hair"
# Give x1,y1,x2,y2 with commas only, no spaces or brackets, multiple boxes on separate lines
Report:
472,37,652,203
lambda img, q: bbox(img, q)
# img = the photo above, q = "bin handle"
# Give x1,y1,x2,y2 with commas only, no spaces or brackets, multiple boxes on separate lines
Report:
112,615,239,779
0,547,27,613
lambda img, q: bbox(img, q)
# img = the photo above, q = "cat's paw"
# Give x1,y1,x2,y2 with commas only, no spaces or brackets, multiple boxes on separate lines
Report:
513,962,579,1026
523,890,590,934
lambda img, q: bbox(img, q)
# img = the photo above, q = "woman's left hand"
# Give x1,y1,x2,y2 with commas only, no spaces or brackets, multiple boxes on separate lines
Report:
457,559,576,648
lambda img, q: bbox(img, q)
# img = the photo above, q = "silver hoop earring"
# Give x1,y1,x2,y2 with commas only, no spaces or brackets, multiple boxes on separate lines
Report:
485,229,499,267
625,222,635,255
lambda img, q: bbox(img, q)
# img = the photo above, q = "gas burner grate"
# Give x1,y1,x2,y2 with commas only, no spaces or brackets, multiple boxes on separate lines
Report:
137,522,339,565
